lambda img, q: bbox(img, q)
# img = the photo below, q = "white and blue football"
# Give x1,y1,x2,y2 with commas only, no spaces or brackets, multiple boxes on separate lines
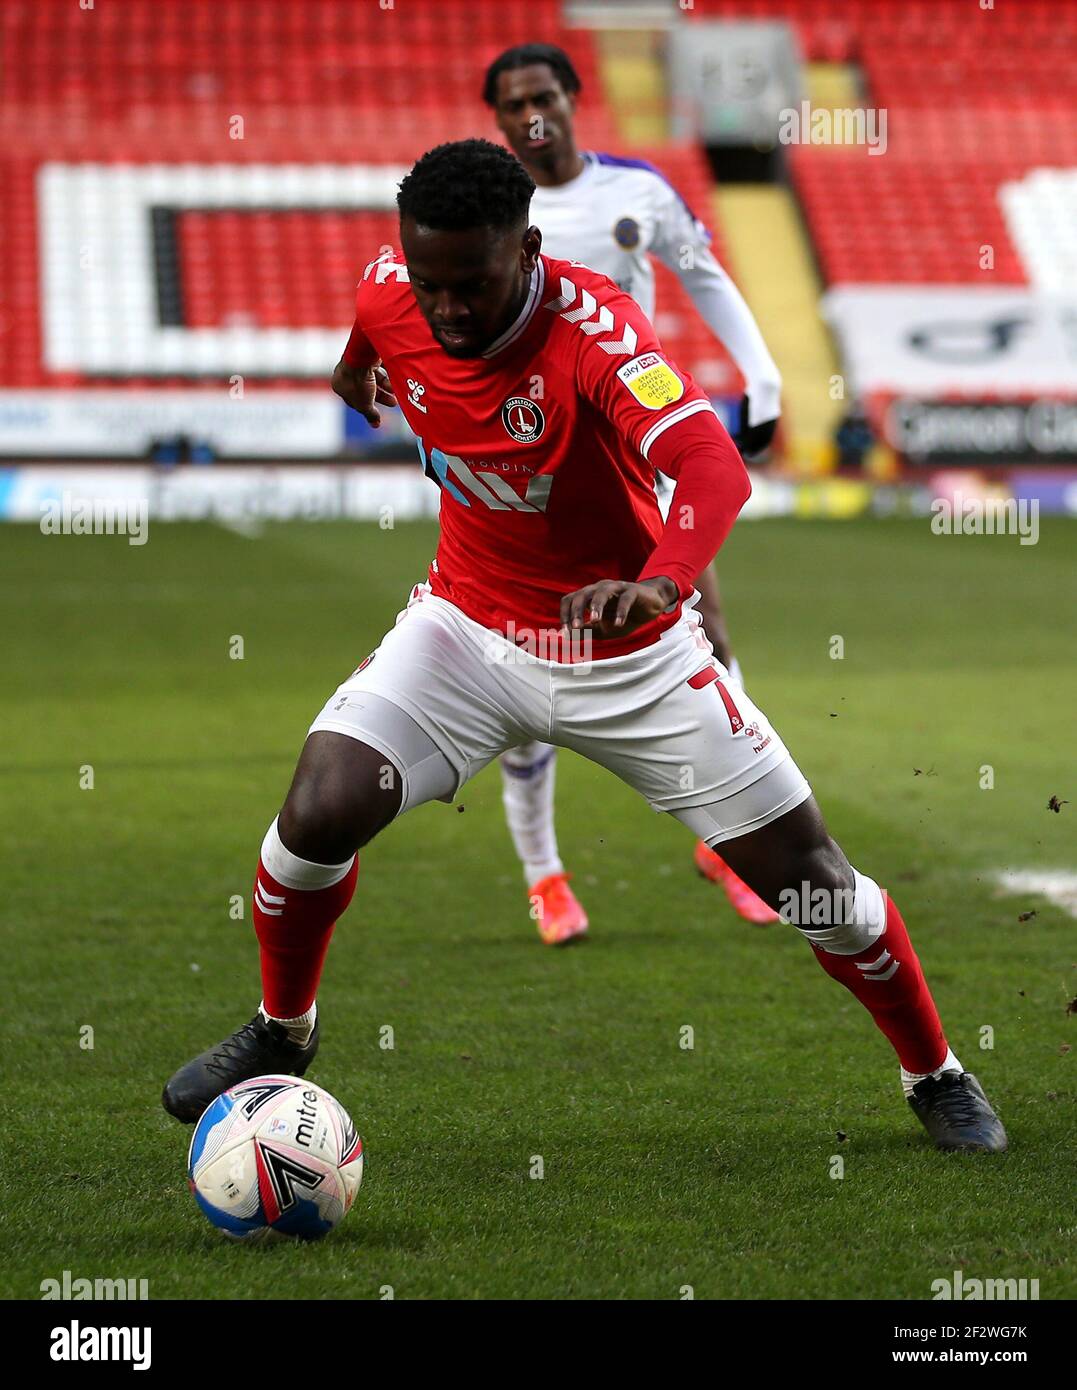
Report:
187,1075,364,1241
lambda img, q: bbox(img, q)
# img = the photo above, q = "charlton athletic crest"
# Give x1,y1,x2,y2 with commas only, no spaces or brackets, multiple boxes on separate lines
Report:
502,396,545,443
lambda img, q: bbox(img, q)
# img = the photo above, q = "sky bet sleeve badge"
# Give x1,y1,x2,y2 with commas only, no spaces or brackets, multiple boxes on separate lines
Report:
615,353,685,409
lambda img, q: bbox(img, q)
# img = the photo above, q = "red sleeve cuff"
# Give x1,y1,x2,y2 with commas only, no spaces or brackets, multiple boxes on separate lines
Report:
637,414,751,596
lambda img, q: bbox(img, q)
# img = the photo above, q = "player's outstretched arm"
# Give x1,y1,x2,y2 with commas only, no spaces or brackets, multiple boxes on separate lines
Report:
558,416,751,643
650,180,781,457
330,360,397,428
333,269,401,426
638,412,753,592
675,257,782,456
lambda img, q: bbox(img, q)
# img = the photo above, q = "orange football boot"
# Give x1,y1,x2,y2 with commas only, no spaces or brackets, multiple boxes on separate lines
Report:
529,872,589,946
694,841,780,924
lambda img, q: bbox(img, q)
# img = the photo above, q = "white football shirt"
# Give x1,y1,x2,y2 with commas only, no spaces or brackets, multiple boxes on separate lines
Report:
530,151,781,426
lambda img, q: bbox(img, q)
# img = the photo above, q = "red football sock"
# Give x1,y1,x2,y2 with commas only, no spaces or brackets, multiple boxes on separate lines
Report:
809,893,948,1074
253,855,358,1019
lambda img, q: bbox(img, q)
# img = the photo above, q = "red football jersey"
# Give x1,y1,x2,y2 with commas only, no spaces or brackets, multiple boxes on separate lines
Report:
343,251,740,659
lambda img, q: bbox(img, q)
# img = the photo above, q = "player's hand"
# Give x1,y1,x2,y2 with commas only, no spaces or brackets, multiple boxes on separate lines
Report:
331,359,397,427
733,392,778,459
560,576,679,641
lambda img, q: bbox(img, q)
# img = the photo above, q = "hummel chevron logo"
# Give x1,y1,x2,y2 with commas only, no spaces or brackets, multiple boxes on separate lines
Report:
856,949,900,982
254,880,284,916
363,253,409,284
544,277,638,355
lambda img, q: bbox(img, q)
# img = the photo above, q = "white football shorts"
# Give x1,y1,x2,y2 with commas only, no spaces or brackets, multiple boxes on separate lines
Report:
308,583,812,845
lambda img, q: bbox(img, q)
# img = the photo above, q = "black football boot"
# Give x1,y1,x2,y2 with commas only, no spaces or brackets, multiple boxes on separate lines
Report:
162,1012,320,1123
908,1071,1007,1152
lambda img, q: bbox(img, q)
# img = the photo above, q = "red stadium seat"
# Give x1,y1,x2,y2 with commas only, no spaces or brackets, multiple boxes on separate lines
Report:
2,0,1074,385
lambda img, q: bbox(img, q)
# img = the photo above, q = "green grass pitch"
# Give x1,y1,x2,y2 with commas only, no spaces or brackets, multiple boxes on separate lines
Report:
2,515,1073,1300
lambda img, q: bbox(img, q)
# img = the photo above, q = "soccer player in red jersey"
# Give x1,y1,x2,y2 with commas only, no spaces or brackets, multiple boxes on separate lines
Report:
162,141,1005,1152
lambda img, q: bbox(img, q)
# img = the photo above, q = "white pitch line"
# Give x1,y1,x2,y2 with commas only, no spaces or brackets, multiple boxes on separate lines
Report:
211,516,264,540
993,870,1077,919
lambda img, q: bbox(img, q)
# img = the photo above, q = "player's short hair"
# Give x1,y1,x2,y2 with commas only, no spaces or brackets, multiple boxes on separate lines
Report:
397,139,535,233
481,43,582,107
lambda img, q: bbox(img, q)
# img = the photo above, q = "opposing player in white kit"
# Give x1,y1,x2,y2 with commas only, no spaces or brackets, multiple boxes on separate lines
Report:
484,43,784,938
162,139,1006,1155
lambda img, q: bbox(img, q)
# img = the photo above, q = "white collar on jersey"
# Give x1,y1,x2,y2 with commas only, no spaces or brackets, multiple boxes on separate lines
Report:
482,258,546,358
529,152,598,197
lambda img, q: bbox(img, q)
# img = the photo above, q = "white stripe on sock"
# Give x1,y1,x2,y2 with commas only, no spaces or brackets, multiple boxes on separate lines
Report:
254,883,283,916
260,816,355,891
